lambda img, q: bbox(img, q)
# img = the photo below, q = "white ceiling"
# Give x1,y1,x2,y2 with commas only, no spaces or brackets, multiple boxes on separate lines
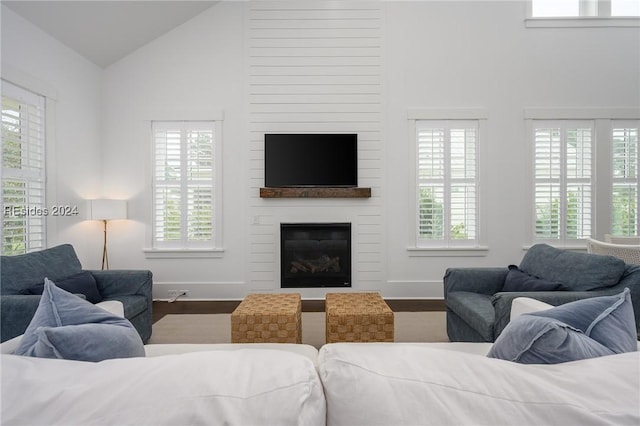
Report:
3,1,218,68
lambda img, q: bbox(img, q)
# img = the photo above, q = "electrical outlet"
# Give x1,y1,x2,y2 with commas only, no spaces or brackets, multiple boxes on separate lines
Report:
168,290,188,298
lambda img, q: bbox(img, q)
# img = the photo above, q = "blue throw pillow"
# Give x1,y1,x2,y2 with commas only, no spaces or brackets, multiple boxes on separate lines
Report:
23,271,103,303
502,265,568,292
14,278,144,362
487,288,637,364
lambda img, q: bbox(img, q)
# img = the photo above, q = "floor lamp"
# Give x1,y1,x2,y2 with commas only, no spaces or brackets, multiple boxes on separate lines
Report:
88,199,127,270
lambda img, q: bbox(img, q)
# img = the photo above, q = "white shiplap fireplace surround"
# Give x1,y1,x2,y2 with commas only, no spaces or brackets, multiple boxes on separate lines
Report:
247,2,384,298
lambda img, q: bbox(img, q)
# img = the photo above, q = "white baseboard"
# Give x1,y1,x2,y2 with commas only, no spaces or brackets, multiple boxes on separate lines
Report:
381,281,444,299
153,282,245,301
152,280,445,301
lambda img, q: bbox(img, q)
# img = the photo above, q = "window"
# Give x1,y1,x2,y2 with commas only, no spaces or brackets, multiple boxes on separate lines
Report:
151,121,220,251
1,81,46,255
532,121,593,243
531,0,639,16
612,0,640,15
612,121,640,235
528,112,640,244
532,0,583,17
414,120,479,248
527,0,640,27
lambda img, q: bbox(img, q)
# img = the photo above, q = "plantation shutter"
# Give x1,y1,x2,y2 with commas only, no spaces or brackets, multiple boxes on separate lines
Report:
152,121,215,249
611,121,640,235
1,81,46,255
416,120,478,246
449,126,477,241
417,125,445,240
534,125,562,238
533,120,593,242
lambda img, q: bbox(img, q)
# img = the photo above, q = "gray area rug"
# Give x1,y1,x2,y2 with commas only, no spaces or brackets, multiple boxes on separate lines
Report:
148,311,449,348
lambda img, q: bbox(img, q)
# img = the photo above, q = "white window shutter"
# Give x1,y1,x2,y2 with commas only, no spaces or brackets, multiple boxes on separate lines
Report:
417,126,445,240
612,121,640,235
533,120,593,242
1,82,46,255
152,121,215,249
416,120,478,246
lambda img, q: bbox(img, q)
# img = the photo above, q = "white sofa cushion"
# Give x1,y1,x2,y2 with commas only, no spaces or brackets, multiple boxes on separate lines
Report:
2,348,325,425
145,343,319,365
510,296,553,319
96,300,125,317
318,343,640,426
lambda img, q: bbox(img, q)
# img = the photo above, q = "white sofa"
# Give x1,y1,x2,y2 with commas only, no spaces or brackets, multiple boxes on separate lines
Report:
2,298,639,425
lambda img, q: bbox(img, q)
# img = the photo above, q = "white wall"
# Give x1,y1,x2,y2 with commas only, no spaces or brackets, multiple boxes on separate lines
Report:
102,1,639,300
4,1,639,300
1,5,103,267
100,2,247,297
385,1,640,297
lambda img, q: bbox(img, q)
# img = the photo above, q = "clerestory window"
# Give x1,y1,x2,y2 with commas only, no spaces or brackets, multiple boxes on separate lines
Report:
527,0,640,27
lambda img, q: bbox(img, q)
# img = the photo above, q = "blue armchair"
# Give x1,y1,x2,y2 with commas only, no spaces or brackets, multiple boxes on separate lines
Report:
1,244,153,343
444,244,640,342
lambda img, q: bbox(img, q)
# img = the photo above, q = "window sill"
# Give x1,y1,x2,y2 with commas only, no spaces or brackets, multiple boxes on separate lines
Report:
143,248,224,259
525,17,640,28
407,246,489,257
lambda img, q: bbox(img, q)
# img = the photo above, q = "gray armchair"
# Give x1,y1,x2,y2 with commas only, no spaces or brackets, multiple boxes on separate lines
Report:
1,244,153,343
444,244,640,342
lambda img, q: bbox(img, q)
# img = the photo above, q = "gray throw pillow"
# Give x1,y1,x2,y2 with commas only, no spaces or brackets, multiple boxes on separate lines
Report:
502,265,568,292
23,271,103,303
487,288,637,364
14,278,144,362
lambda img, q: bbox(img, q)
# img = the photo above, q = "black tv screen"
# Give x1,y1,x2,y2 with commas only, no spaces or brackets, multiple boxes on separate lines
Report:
265,134,357,187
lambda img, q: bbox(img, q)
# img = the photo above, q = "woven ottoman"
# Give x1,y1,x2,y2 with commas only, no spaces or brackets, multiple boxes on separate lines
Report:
325,292,394,343
231,293,302,343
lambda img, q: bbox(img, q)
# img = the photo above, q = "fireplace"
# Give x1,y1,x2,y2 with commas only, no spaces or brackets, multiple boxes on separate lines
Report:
280,223,351,288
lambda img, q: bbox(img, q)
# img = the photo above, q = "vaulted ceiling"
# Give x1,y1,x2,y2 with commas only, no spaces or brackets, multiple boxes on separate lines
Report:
3,1,218,68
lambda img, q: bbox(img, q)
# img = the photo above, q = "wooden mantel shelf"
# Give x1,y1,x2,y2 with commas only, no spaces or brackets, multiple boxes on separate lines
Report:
260,187,371,198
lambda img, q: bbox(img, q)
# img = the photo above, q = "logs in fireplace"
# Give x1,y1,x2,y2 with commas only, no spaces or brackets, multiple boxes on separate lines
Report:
280,223,351,288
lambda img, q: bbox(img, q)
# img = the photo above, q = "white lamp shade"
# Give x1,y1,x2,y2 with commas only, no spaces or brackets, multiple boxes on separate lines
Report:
87,199,127,221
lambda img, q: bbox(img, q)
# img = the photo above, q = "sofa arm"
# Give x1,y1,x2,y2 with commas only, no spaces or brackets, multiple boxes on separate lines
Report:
492,291,603,338
1,295,41,342
90,270,153,344
89,270,152,300
443,268,508,297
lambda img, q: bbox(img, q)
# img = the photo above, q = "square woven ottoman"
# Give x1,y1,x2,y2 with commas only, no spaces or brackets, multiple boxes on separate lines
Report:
325,292,394,343
231,293,302,343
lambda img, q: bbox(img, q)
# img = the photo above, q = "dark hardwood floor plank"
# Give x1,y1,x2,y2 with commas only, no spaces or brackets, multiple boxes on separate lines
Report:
153,299,444,323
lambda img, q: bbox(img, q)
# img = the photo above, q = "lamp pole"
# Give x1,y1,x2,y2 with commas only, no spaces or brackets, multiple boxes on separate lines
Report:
101,219,109,270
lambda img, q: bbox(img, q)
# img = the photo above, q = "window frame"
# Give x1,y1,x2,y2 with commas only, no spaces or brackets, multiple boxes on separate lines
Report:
526,0,640,27
145,117,223,258
407,109,488,257
525,108,640,247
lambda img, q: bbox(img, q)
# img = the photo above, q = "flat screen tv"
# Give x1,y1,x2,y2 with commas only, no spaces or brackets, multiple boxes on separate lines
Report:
264,134,357,187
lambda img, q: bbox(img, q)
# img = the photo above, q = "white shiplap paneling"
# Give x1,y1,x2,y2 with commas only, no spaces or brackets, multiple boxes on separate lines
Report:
246,1,383,292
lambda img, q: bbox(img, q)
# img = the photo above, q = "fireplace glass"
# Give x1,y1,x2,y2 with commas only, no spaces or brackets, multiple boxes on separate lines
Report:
280,223,351,288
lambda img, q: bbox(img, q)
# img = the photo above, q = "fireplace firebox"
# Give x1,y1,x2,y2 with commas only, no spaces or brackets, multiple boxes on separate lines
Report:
280,223,351,288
